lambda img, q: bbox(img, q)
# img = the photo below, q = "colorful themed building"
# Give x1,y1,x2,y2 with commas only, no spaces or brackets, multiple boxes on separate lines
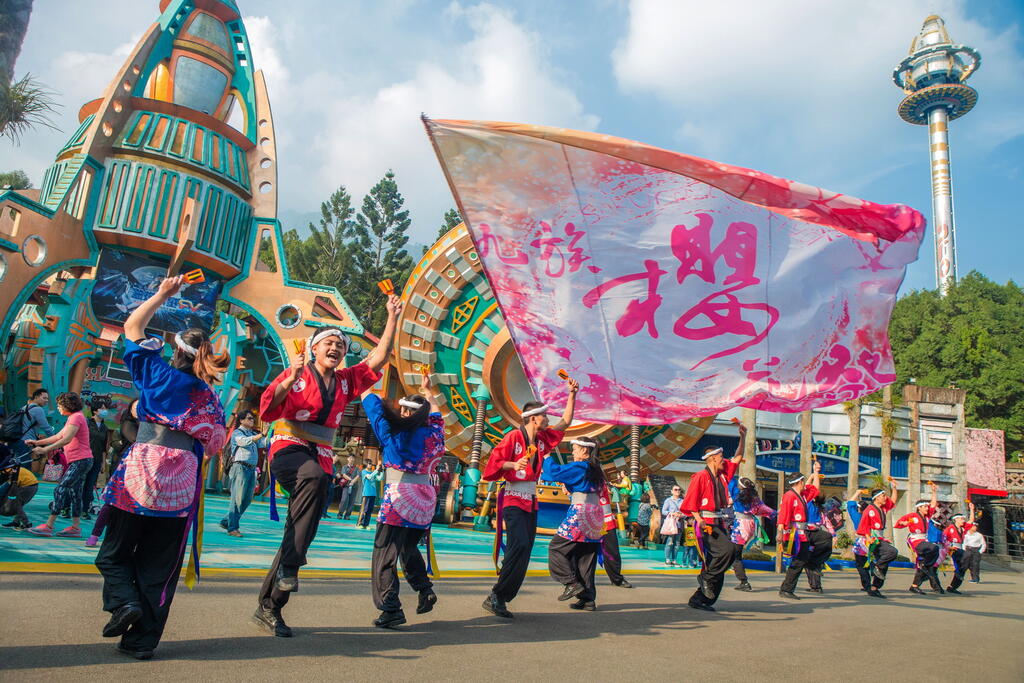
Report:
0,0,368,425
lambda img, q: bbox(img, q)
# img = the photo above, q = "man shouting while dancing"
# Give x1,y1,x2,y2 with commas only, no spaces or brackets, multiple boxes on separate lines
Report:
253,296,401,637
481,377,579,619
681,421,746,612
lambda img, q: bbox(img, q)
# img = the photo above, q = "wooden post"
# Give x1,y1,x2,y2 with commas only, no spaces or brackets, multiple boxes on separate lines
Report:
740,408,757,481
799,410,813,475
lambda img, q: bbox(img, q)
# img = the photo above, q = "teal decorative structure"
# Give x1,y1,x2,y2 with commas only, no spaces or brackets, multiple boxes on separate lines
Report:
1,1,366,423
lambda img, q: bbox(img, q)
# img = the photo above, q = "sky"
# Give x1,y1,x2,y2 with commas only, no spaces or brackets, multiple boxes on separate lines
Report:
4,0,1022,294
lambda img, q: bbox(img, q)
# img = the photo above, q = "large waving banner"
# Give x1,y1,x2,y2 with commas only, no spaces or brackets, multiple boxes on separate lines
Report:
424,118,925,424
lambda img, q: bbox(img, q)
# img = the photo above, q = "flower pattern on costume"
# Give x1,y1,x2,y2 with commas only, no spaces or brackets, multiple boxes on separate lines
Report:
730,500,775,545
102,338,226,517
362,394,445,529
556,502,605,542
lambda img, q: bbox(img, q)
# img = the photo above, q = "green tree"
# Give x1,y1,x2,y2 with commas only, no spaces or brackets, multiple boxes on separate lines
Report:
889,271,1024,456
437,207,461,241
0,168,30,188
349,170,413,330
0,1,59,144
300,185,355,287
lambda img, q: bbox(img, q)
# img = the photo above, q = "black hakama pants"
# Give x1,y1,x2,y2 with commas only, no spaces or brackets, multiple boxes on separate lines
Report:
259,445,329,611
601,530,626,585
871,540,899,589
948,548,965,590
912,541,942,589
548,535,598,602
492,506,537,602
94,507,187,652
804,527,834,589
780,538,812,593
371,523,432,612
691,524,735,606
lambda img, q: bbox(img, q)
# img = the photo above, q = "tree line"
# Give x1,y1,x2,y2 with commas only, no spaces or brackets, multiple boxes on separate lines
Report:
261,169,460,331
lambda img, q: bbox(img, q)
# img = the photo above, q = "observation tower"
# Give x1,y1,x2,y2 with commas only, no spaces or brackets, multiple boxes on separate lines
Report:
892,15,980,294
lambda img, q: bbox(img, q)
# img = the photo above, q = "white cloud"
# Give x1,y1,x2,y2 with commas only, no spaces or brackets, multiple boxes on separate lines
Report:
612,0,1024,192
254,3,599,241
52,35,140,114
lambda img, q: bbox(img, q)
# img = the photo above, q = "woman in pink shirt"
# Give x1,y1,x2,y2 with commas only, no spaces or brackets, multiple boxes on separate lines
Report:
26,392,93,537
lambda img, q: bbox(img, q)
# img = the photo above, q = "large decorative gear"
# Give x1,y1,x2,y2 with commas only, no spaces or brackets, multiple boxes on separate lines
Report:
395,223,712,477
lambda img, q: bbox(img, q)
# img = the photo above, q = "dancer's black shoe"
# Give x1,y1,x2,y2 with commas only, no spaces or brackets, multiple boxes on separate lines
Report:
102,603,142,638
253,605,293,637
417,589,437,614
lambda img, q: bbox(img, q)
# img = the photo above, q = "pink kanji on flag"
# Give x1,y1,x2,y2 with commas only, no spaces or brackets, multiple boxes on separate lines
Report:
423,117,925,424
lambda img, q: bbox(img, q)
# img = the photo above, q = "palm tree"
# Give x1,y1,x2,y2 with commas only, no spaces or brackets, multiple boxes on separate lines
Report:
0,0,59,144
1,73,58,143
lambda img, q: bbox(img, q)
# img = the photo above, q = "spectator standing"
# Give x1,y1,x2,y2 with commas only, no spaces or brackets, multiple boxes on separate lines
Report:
635,494,653,549
336,455,360,520
358,459,384,529
220,411,268,537
10,389,53,467
83,400,111,520
25,392,93,537
962,526,987,583
661,485,684,566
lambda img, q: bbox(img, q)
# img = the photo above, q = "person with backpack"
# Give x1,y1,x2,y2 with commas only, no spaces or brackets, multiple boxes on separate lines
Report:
219,411,268,537
3,388,53,466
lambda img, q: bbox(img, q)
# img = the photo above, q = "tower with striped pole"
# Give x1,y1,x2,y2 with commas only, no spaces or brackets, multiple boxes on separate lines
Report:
893,15,980,295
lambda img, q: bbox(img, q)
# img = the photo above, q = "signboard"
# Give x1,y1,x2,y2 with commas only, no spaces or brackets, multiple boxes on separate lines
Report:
91,250,222,332
755,450,877,477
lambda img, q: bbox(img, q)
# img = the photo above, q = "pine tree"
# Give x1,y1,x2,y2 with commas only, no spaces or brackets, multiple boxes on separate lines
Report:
302,185,355,288
437,207,461,241
350,170,413,330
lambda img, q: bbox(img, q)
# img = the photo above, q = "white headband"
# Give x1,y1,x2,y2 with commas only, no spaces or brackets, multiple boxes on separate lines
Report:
951,512,966,519
521,404,549,419
309,328,349,355
174,332,198,357
570,439,596,448
701,447,723,460
788,474,805,485
398,398,422,409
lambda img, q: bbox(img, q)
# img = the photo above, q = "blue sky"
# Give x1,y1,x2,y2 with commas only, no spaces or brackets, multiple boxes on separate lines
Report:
5,0,1022,294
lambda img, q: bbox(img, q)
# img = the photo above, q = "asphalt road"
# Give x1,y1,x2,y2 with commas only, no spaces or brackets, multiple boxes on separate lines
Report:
1,568,1021,681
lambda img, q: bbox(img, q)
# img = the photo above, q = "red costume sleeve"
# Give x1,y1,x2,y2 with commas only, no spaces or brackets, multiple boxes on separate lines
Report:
721,459,739,481
777,491,794,528
882,499,896,513
340,362,382,401
856,507,881,535
539,429,565,452
893,513,913,529
803,484,819,502
680,471,708,514
482,432,517,482
259,366,296,422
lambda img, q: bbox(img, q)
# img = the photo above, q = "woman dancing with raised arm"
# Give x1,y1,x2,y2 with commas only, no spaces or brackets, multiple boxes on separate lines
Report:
544,438,606,611
361,373,445,628
94,275,228,660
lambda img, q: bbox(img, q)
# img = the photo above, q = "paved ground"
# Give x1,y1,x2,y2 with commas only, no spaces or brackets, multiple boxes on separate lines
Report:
1,568,1021,681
